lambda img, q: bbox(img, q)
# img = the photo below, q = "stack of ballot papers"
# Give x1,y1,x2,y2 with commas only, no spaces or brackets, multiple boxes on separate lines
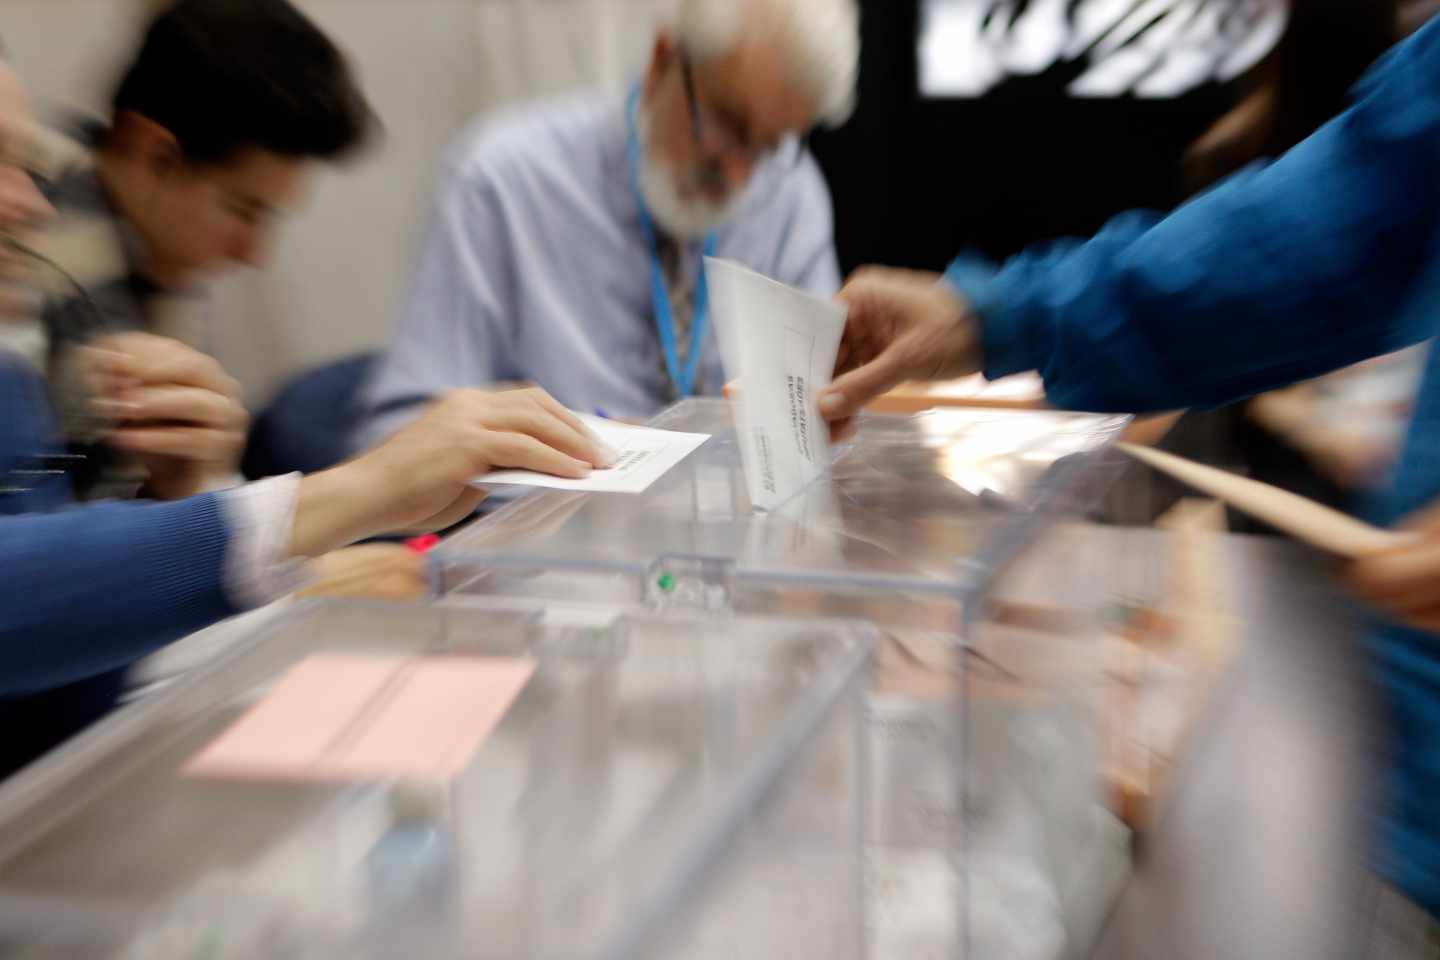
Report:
706,257,848,511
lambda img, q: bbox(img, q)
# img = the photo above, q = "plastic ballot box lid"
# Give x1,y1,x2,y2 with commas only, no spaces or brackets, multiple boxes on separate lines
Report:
436,398,1129,612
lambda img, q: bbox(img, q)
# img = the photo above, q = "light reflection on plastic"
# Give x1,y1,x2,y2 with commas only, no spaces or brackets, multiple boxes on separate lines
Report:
918,411,1121,497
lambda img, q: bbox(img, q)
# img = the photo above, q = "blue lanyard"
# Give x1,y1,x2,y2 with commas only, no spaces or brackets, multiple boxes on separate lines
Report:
627,90,718,399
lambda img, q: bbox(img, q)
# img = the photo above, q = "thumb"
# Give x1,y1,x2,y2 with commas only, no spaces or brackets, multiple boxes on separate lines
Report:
820,349,906,421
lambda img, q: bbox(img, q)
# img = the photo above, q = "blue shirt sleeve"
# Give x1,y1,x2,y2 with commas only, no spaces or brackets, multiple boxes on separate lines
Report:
1,351,238,694
950,20,1440,414
0,494,238,695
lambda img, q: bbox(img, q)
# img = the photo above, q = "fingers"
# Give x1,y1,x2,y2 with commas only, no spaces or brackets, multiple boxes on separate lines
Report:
841,265,943,291
523,388,586,435
447,387,617,468
519,388,618,467
823,269,929,420
96,383,247,468
482,430,593,479
95,385,248,433
92,333,240,398
483,407,608,468
85,340,155,389
1343,489,1440,631
109,426,238,462
1349,542,1440,601
836,266,921,314
77,347,141,399
141,352,240,398
302,545,429,601
819,346,908,421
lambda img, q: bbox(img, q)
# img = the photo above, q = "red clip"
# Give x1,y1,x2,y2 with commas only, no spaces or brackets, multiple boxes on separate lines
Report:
406,534,441,555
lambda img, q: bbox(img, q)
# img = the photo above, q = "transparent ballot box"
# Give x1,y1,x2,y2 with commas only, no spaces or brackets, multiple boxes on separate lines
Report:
435,399,1134,959
0,600,873,960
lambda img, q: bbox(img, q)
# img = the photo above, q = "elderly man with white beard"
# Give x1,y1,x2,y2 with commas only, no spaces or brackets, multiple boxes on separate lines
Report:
358,0,858,441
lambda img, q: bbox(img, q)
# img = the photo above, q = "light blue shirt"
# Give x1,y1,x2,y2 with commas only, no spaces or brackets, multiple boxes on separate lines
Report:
359,90,841,445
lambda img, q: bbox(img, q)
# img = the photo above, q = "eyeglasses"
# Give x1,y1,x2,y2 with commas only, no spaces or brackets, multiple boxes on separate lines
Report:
678,50,807,170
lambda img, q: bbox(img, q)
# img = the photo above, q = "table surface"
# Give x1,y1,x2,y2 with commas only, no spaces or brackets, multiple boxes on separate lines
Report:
1092,533,1381,960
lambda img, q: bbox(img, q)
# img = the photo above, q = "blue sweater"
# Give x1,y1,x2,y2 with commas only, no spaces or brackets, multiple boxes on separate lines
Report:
947,18,1440,914
0,355,237,775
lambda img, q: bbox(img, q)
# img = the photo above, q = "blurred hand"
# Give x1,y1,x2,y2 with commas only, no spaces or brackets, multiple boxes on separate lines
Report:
817,268,982,426
1346,501,1440,632
290,388,616,557
86,332,248,500
298,544,429,602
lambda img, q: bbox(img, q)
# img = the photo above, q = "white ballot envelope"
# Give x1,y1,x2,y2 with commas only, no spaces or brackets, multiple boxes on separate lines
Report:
706,257,847,511
478,414,710,494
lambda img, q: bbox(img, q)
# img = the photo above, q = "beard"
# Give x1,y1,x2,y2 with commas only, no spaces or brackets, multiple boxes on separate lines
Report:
635,104,740,239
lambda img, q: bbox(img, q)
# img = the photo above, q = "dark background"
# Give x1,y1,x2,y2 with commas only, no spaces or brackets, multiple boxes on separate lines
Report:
808,0,1399,275
808,0,1238,274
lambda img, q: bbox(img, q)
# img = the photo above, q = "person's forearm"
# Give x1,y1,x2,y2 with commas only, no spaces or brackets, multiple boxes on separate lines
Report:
953,21,1440,415
0,497,235,694
289,464,386,559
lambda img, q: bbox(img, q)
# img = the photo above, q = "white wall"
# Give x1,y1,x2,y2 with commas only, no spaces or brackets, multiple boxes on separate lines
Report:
0,0,673,402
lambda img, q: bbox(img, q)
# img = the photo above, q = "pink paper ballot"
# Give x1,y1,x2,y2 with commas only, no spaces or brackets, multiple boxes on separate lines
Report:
185,653,537,784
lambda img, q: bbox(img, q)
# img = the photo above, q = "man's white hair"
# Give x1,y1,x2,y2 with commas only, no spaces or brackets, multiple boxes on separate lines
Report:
674,0,860,127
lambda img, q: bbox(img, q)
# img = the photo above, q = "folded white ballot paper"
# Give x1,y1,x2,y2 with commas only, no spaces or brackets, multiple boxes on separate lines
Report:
478,414,710,494
706,257,847,511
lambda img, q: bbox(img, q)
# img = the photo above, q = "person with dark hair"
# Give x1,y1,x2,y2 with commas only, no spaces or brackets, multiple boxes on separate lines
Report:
111,0,370,167
38,0,372,502
0,46,611,779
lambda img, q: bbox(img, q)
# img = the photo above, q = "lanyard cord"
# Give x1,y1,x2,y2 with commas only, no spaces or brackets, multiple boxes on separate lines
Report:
626,89,717,399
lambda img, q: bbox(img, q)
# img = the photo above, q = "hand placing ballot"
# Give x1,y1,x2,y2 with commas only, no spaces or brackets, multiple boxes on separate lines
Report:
817,267,983,424
479,414,710,494
287,388,616,556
